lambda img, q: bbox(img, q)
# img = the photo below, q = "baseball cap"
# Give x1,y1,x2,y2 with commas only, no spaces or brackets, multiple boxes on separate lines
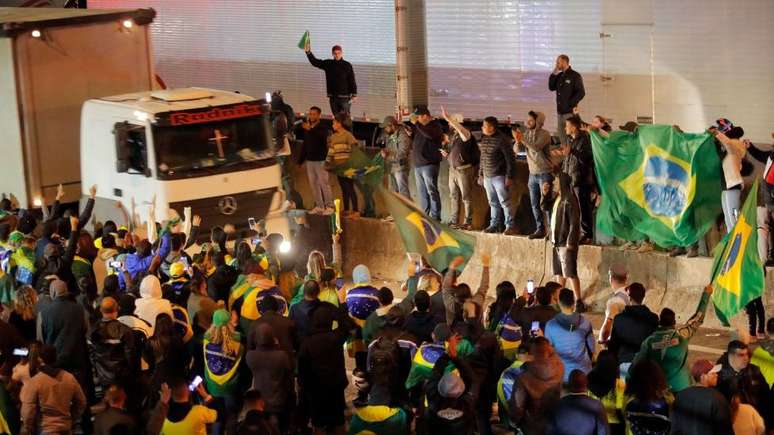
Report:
412,105,431,117
169,262,186,279
212,309,231,327
690,359,722,380
380,115,398,128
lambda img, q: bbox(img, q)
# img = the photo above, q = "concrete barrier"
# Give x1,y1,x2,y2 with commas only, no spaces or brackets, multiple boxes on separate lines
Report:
339,217,772,331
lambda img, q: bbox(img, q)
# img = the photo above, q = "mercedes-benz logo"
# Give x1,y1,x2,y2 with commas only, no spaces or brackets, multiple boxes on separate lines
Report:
218,196,238,215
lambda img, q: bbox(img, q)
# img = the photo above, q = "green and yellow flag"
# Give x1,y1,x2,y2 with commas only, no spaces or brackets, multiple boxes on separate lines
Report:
297,30,310,50
331,147,385,187
377,188,476,272
709,180,765,326
591,125,723,247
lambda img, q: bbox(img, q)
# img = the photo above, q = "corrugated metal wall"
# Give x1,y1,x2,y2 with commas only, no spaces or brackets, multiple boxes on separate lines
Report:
91,0,774,140
90,0,397,119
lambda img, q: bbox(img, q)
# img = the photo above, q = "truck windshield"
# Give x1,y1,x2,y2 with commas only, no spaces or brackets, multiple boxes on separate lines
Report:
153,115,274,180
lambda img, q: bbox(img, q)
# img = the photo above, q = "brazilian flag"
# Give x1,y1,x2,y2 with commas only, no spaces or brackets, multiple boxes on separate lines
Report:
377,188,476,272
297,30,310,50
591,125,722,247
710,180,765,326
332,147,385,187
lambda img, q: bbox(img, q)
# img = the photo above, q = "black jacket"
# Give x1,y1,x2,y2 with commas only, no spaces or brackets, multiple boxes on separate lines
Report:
412,121,445,167
40,296,89,373
89,318,138,387
298,122,330,163
548,67,585,115
404,311,437,345
306,52,357,97
246,344,294,413
93,407,138,435
297,305,354,393
248,312,297,362
549,189,581,250
207,265,238,304
608,305,658,363
716,356,770,416
671,386,732,435
516,304,558,335
562,132,595,187
425,353,476,435
478,131,516,179
447,133,479,169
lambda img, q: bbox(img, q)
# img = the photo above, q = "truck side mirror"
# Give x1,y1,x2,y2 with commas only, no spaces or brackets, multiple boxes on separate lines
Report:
113,122,131,173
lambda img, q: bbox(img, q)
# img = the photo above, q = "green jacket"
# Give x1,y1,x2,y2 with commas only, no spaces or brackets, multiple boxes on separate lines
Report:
632,292,710,392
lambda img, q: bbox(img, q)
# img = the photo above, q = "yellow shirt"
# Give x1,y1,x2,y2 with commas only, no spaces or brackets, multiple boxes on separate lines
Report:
160,405,217,435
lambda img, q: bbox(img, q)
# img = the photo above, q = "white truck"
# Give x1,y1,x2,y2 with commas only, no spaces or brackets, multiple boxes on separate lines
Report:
0,8,288,237
81,87,288,237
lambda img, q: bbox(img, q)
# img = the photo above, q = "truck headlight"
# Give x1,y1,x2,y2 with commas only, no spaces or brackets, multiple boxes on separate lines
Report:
279,240,291,254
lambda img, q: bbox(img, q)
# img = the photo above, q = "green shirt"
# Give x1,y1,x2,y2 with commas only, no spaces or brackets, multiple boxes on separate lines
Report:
632,292,710,392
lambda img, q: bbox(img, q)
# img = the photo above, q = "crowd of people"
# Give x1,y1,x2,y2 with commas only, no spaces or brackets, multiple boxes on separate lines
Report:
0,187,772,434
0,45,769,435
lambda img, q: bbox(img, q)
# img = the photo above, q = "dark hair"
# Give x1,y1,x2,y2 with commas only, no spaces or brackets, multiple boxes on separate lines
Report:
212,251,226,267
727,340,748,354
39,344,57,365
309,106,322,114
332,45,342,53
377,287,394,306
483,116,498,127
558,54,570,63
414,290,430,312
235,242,253,273
454,283,472,303
768,317,774,334
320,268,336,286
152,313,176,339
627,282,647,304
558,288,575,308
170,233,184,252
103,221,118,236
568,369,588,393
565,115,583,131
529,336,553,359
544,281,562,295
303,280,320,298
0,198,10,211
588,349,619,398
333,113,350,129
103,275,120,296
626,359,667,402
659,307,676,327
536,286,553,306
244,389,262,404
136,240,152,257
18,214,37,234
210,226,227,249
487,281,516,326
259,294,280,313
102,233,116,249
42,220,58,238
0,224,10,241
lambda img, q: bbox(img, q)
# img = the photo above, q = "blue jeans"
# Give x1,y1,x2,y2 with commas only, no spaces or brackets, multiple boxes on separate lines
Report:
415,164,441,220
722,188,741,233
389,168,411,199
528,173,553,232
484,175,514,229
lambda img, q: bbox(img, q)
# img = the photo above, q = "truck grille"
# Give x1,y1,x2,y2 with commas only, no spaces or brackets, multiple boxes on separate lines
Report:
169,188,277,237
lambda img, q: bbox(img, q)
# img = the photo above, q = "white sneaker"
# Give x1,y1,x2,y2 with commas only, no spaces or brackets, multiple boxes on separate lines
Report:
308,207,323,215
322,207,335,215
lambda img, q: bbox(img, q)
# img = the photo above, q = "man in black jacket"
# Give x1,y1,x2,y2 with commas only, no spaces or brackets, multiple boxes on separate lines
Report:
548,173,584,307
557,115,595,243
305,43,357,116
411,105,445,220
548,54,585,146
298,106,334,214
479,116,517,234
607,283,658,371
716,340,770,420
89,297,138,397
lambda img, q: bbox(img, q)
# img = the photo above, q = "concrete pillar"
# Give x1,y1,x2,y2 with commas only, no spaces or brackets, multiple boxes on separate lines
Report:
394,0,428,116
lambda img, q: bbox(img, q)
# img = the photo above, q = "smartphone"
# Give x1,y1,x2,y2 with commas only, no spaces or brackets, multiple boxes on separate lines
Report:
527,279,535,294
13,348,29,357
531,321,540,332
109,260,122,270
248,217,257,231
189,375,203,391
335,277,345,289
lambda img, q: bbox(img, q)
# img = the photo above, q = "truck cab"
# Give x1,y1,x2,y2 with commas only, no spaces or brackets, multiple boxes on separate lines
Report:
80,87,289,239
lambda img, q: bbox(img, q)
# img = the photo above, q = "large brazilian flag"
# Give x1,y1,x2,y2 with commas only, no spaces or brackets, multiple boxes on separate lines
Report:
331,147,385,187
710,180,765,326
591,125,722,247
377,188,476,273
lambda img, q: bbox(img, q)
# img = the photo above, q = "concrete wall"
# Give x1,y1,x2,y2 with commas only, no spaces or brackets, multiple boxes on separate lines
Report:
339,217,772,331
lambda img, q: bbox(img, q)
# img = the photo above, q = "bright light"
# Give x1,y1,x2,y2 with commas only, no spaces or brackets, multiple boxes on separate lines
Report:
279,240,291,254
265,92,272,103
32,198,42,207
122,20,133,29
31,30,41,38
133,110,149,121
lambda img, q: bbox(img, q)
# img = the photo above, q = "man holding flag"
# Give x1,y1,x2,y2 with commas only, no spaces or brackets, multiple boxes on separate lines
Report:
302,32,357,116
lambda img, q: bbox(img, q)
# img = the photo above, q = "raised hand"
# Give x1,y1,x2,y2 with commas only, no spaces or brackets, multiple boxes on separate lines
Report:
89,185,97,199
56,184,64,201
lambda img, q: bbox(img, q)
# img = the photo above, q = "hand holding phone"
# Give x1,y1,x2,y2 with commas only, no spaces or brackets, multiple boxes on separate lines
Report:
13,348,29,357
189,375,203,391
248,217,257,231
527,279,535,294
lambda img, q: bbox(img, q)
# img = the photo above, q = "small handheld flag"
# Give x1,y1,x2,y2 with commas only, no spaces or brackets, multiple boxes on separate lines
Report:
297,30,310,50
709,180,765,325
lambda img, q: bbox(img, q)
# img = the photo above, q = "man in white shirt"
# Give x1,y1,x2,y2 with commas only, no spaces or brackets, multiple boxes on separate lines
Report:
598,263,629,344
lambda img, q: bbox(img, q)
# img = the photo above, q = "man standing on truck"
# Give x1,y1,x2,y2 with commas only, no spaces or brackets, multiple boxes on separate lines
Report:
304,41,357,116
